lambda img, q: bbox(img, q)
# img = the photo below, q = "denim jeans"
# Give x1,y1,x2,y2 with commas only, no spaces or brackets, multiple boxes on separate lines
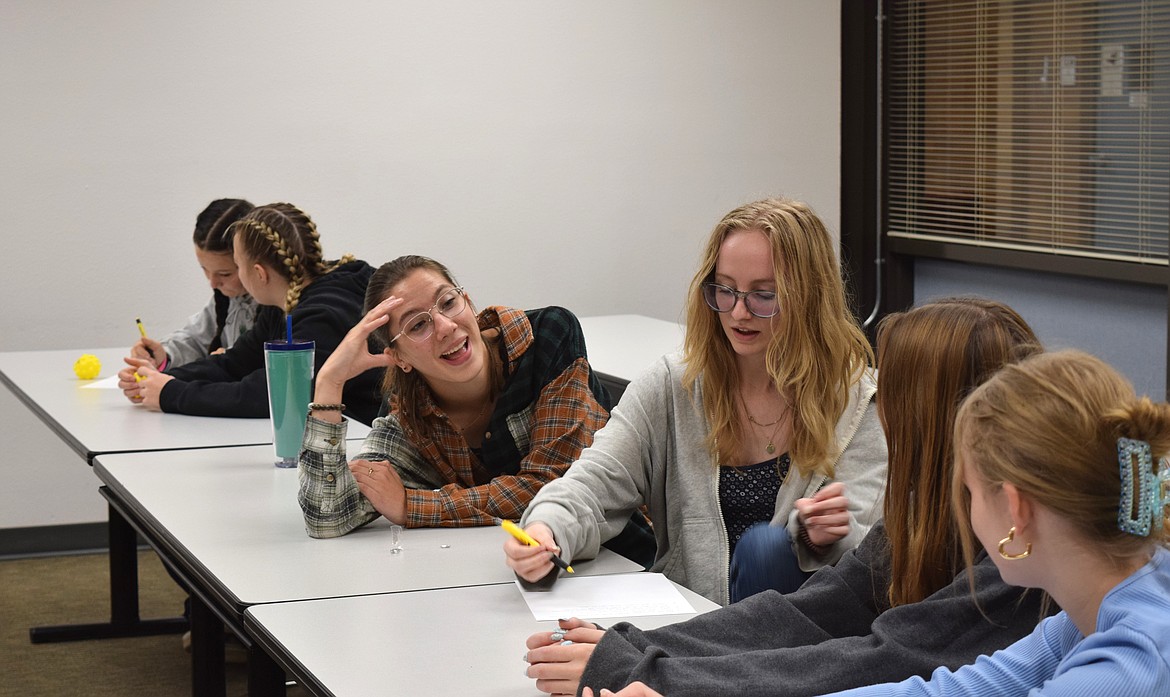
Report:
729,522,813,603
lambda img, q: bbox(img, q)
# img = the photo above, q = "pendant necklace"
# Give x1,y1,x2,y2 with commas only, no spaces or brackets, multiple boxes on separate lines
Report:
740,392,788,455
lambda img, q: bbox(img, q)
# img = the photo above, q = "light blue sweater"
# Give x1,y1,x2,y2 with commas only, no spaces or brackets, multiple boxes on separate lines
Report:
824,546,1170,697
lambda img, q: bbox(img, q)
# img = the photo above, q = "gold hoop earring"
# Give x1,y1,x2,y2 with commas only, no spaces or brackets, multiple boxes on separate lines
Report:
997,526,1032,560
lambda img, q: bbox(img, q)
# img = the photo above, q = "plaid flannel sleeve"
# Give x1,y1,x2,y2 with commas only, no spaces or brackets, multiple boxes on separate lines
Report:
298,413,450,537
402,356,607,527
297,416,380,538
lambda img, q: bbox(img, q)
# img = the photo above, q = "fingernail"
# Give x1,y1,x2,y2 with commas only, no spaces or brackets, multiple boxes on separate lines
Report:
550,631,565,641
560,640,574,646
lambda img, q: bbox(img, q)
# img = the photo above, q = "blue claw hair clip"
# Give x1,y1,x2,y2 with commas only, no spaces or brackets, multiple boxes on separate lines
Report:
1117,437,1167,537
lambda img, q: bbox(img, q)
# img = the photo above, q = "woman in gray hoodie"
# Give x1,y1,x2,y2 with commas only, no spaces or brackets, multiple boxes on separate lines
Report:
507,197,888,610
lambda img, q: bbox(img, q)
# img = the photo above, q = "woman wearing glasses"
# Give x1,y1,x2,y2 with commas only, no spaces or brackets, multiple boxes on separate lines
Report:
505,197,887,609
297,254,614,536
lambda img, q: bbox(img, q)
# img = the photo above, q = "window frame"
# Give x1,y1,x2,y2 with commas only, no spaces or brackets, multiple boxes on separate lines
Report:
840,0,1170,386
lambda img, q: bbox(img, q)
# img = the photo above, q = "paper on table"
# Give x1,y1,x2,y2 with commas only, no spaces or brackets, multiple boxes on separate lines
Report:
517,572,694,620
80,375,123,389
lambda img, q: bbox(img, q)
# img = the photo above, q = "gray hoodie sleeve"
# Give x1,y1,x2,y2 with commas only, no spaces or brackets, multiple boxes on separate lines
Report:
520,356,672,564
160,296,219,368
580,525,1046,697
788,374,888,571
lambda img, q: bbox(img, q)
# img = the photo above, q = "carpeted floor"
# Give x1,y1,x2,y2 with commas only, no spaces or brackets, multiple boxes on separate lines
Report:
0,550,254,697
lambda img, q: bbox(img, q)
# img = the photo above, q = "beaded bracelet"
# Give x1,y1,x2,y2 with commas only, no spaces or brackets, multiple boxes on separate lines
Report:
308,402,346,412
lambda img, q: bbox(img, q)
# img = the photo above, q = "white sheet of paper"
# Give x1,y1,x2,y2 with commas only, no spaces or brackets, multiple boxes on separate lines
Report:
80,375,124,389
517,572,694,620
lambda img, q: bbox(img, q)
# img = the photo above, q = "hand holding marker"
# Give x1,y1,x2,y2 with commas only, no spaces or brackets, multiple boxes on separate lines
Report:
135,317,155,359
499,518,574,574
130,318,153,398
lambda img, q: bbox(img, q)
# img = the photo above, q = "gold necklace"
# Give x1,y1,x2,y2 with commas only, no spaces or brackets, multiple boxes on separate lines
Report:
714,437,787,482
758,419,785,455
740,393,788,454
450,398,491,433
746,413,783,428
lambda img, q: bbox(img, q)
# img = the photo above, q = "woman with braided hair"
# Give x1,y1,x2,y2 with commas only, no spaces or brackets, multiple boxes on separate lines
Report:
126,198,279,369
118,202,383,425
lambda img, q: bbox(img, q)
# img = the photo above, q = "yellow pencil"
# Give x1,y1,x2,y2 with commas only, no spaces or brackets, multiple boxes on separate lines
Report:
499,519,573,573
135,317,155,359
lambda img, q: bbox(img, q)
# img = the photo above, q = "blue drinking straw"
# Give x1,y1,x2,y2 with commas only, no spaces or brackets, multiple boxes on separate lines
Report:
286,314,293,344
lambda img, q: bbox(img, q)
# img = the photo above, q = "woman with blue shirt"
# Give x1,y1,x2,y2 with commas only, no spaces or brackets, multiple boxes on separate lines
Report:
827,350,1170,697
591,350,1170,697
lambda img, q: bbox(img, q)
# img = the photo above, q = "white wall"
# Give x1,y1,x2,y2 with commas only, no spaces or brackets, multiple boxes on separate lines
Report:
0,1,842,529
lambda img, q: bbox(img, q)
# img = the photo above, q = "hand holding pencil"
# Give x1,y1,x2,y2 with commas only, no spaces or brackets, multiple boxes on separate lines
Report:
129,318,167,369
501,519,573,581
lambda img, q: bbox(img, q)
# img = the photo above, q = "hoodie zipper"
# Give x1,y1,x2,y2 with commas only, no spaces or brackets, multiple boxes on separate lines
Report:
720,377,875,603
712,441,732,606
828,377,876,481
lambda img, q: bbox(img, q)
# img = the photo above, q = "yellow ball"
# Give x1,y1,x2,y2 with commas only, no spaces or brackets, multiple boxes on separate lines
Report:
73,354,102,380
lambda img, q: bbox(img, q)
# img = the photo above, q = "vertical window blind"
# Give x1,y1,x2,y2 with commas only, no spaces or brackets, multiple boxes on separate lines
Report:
886,0,1170,265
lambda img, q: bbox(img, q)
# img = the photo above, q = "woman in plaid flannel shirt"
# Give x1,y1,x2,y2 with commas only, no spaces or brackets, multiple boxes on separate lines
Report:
296,254,616,536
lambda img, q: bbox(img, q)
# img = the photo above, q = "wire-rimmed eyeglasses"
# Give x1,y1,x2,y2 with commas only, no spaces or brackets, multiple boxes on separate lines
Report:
701,282,780,319
390,286,468,343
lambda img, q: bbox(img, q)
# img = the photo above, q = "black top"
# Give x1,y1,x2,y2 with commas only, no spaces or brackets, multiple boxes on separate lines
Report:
161,260,383,425
719,453,790,557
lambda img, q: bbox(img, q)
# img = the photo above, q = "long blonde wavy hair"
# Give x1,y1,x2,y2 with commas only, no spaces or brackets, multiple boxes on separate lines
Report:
682,197,874,476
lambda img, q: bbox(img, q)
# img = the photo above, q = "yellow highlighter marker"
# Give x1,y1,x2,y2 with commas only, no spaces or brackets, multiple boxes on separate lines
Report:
499,518,573,574
135,317,156,360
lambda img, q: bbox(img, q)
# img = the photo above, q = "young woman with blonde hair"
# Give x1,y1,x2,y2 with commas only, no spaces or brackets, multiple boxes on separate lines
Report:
507,197,888,610
119,202,383,424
